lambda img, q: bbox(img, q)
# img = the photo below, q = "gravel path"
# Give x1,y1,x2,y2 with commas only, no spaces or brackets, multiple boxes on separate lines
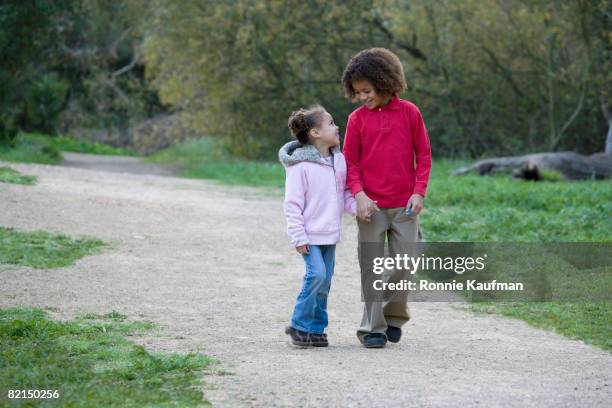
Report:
1,155,610,407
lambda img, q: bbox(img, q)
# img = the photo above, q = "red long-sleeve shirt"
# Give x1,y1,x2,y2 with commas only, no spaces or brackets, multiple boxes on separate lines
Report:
343,95,432,208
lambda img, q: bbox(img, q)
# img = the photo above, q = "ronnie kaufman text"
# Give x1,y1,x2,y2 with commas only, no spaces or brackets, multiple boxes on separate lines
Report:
373,279,524,291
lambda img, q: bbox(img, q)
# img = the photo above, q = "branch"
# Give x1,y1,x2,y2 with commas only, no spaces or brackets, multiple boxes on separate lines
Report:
554,79,587,149
61,44,98,59
601,95,611,122
480,46,524,97
369,15,427,61
112,45,142,77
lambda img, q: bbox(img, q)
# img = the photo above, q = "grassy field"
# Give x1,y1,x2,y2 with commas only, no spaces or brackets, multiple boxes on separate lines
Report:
150,137,612,350
0,227,105,269
51,135,138,156
0,133,138,165
0,308,212,407
147,138,284,187
0,167,37,185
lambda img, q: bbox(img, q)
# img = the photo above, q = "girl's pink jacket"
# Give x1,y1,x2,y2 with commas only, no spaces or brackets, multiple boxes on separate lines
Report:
279,141,357,247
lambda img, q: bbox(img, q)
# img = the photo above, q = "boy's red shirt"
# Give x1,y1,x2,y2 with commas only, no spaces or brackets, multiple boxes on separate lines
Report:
343,95,432,208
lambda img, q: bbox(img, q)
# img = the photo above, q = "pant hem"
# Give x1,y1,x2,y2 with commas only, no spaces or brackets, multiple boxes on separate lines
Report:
291,321,325,335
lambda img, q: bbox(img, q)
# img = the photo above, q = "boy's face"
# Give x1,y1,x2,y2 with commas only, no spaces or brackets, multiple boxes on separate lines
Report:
352,79,391,109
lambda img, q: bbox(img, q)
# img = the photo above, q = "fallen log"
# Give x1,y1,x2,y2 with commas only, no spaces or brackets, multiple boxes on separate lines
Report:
452,151,612,181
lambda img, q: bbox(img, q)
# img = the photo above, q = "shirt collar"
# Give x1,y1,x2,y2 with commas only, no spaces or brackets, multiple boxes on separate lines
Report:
367,94,401,111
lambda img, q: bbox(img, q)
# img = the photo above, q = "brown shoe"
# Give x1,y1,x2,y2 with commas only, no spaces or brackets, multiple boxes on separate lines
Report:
310,332,329,347
285,326,312,347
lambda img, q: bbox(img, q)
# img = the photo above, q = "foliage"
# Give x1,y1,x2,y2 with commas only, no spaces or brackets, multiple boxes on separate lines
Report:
144,0,392,158
0,0,162,148
0,133,62,164
1,1,610,156
143,0,611,159
0,0,76,141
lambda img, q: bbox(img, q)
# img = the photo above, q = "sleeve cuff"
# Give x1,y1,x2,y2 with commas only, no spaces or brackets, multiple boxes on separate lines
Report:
291,237,309,247
349,183,364,196
413,183,427,198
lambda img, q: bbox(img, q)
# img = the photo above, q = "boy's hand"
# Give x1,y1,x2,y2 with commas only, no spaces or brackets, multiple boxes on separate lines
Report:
356,191,379,222
296,244,310,255
406,193,424,216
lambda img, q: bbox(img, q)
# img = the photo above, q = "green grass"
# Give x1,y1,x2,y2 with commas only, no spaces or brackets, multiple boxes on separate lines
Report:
467,302,612,350
51,135,139,156
0,133,62,164
0,307,213,407
0,167,36,185
0,133,138,165
147,138,284,187
0,227,105,269
152,137,612,350
423,161,612,242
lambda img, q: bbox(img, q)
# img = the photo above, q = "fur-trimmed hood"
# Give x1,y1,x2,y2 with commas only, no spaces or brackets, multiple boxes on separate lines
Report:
278,141,341,168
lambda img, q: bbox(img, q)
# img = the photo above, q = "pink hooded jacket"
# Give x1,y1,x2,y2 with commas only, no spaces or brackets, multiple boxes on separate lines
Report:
279,141,357,247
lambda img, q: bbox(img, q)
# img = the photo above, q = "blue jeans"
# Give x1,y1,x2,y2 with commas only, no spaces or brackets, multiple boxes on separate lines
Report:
291,244,336,334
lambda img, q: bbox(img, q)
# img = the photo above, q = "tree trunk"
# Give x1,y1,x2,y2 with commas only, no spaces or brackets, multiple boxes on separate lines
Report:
453,151,612,180
454,98,612,181
603,98,612,155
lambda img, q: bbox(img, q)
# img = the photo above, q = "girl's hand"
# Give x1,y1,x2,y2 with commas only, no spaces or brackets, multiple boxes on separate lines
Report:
296,244,310,255
406,193,424,216
356,191,379,222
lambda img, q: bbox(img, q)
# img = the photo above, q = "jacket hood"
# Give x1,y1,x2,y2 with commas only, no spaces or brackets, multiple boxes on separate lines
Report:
278,141,340,167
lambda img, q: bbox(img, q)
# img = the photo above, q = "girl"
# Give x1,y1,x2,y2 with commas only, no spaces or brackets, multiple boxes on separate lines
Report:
342,47,432,348
279,105,357,347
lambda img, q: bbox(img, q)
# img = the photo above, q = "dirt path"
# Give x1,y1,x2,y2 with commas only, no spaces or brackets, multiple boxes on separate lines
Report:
61,151,178,176
1,155,610,407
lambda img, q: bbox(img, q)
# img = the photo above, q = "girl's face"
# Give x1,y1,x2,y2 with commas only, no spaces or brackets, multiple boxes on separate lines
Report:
352,79,391,109
311,111,340,147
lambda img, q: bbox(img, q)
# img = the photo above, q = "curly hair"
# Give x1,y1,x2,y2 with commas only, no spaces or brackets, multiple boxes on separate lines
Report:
287,105,326,145
341,48,407,100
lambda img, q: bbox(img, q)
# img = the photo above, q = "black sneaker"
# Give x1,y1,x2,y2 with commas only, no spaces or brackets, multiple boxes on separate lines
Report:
310,332,329,347
285,326,312,347
386,326,402,343
363,333,387,348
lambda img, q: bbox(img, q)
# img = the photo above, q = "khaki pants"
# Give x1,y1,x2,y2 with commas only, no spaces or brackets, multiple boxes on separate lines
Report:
356,207,421,343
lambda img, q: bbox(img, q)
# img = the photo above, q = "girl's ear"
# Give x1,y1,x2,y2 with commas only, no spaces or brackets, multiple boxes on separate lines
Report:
309,127,320,140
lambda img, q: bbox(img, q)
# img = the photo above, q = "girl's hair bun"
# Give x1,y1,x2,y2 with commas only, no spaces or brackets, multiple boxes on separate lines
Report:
287,105,325,144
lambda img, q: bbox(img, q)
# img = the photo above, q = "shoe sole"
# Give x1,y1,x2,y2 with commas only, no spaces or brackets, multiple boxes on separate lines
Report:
364,342,386,348
363,343,387,348
291,341,313,347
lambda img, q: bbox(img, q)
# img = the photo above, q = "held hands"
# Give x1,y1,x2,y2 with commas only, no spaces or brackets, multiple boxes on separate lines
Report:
356,191,380,222
406,193,424,216
295,244,310,255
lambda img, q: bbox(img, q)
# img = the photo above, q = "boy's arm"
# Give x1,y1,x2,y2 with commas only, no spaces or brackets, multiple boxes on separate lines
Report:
343,114,365,195
283,165,309,247
411,107,432,197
